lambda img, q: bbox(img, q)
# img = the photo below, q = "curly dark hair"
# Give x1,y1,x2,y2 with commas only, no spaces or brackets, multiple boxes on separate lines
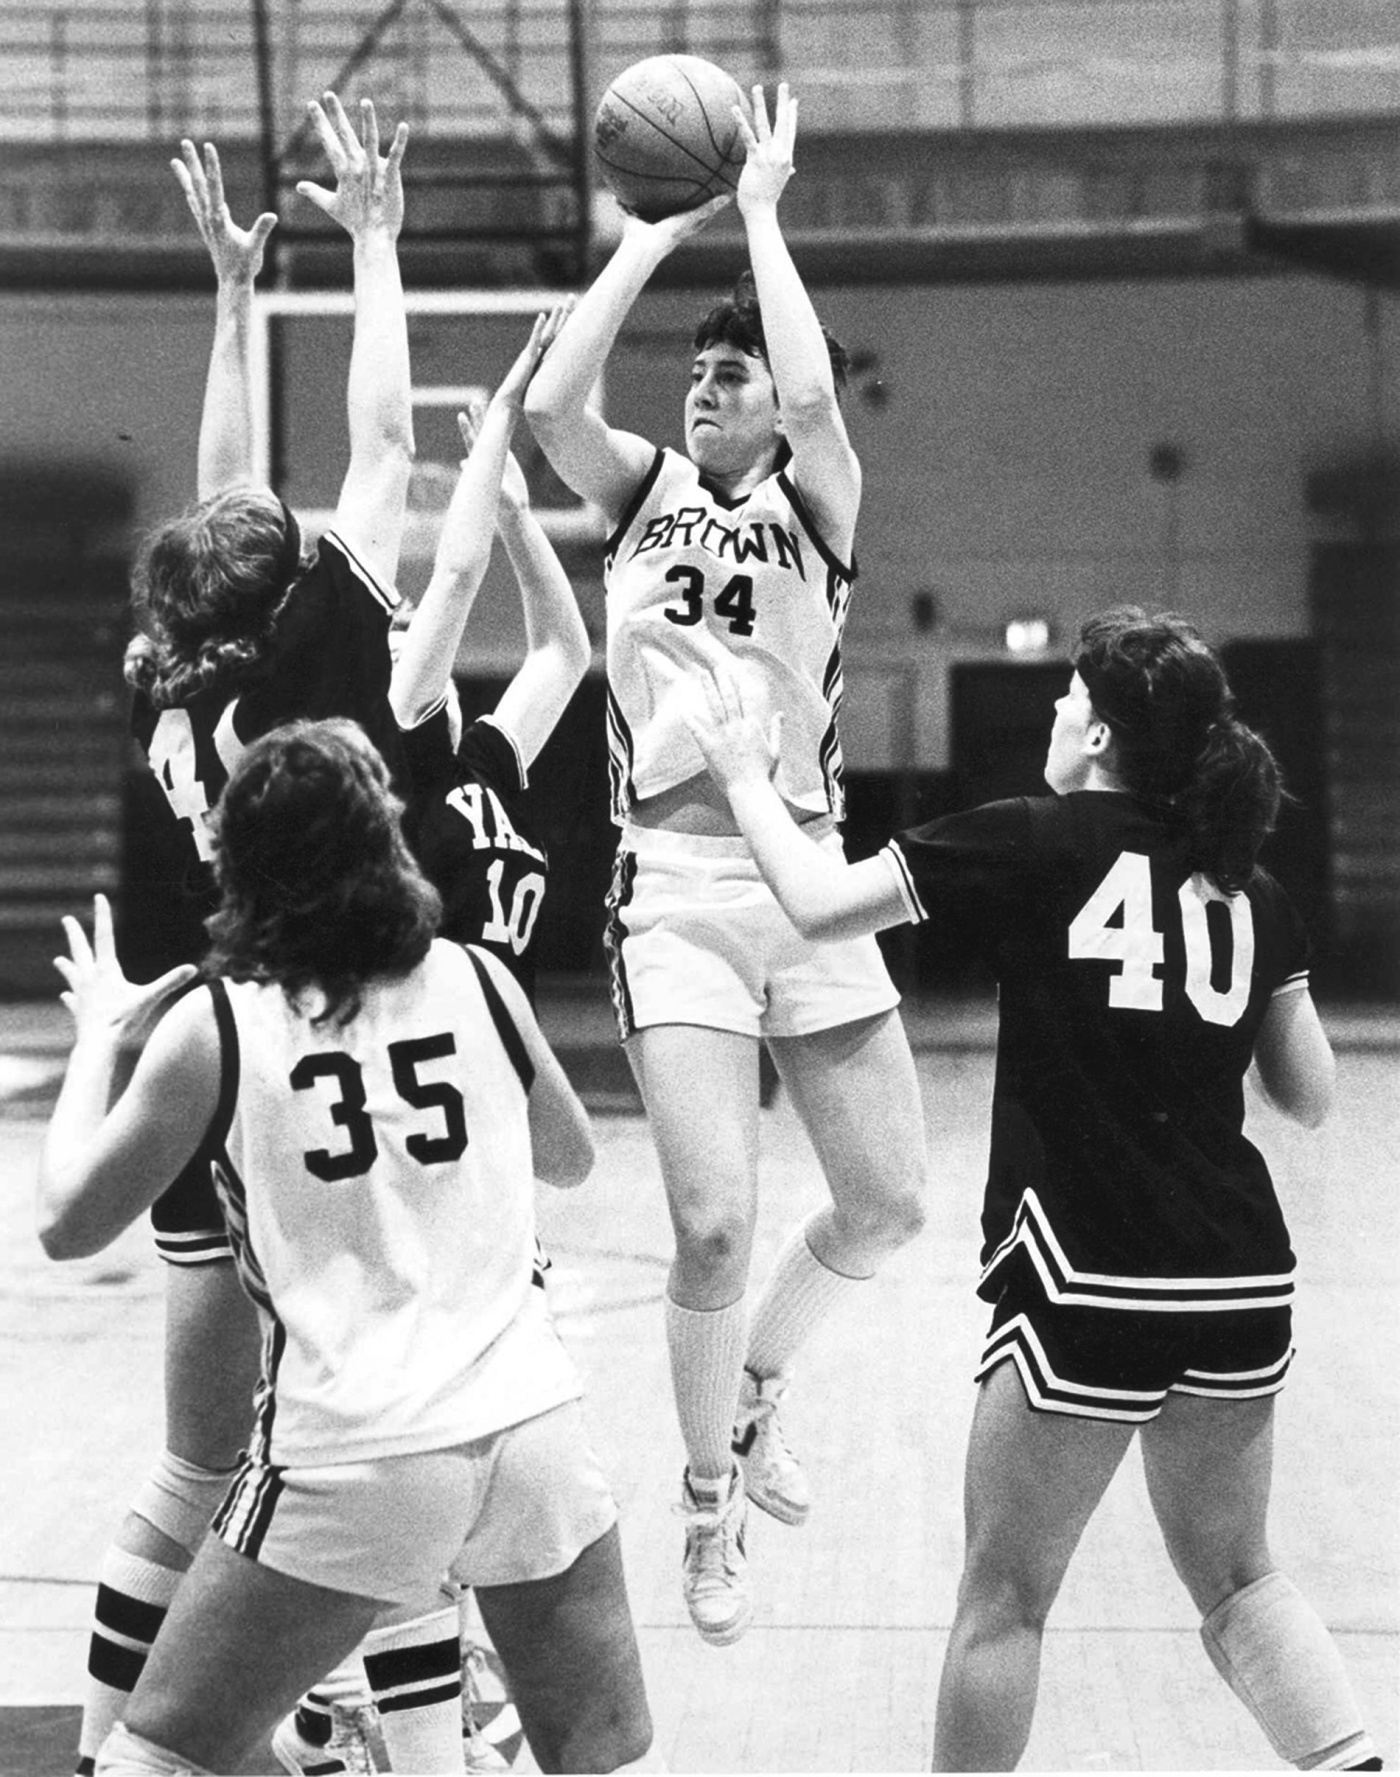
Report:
203,719,440,1027
125,488,309,709
693,270,850,393
1073,606,1282,893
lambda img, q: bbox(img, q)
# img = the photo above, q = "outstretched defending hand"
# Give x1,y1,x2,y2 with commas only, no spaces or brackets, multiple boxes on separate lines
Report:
681,655,783,792
733,81,796,216
297,92,409,243
54,894,198,1049
493,300,576,416
172,138,277,283
456,302,576,509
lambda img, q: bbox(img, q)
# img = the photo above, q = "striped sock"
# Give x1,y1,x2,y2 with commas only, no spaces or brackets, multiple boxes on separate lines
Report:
363,1607,463,1774
77,1549,183,1765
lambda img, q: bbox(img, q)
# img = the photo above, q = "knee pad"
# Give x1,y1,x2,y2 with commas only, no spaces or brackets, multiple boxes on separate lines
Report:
1200,1571,1376,1769
131,1451,238,1558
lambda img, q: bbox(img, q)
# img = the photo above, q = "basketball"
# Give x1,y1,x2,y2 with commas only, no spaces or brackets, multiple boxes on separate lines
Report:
594,55,748,221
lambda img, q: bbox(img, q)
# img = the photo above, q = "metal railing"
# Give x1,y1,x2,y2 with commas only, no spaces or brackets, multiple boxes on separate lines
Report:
0,0,1395,146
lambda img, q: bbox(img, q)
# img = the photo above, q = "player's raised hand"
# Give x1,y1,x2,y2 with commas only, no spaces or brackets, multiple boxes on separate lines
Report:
619,189,733,252
681,656,782,791
54,895,198,1048
734,82,796,215
296,93,409,243
172,139,277,283
494,301,576,416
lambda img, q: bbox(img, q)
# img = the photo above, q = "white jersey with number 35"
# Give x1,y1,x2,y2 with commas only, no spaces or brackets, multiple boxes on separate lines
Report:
204,940,581,1468
603,447,855,823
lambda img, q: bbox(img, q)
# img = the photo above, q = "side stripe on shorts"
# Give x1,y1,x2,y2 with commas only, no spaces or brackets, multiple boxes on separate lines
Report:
977,1312,1166,1424
1173,1349,1293,1400
153,1229,234,1265
603,848,639,1041
212,1455,286,1561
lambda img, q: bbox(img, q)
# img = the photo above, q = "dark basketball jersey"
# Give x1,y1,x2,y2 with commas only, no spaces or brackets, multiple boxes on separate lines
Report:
401,708,548,1003
130,529,405,926
884,791,1310,1307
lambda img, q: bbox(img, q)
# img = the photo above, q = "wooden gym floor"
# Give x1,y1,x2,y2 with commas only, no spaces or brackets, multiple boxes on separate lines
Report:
1,990,1395,1775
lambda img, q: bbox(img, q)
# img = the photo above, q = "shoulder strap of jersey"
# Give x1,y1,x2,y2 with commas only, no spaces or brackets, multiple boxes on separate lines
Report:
463,945,535,1095
604,446,667,565
200,977,242,1159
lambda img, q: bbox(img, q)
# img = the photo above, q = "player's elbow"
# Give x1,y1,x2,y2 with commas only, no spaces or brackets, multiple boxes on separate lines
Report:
37,1200,101,1262
1253,1055,1335,1129
1289,1069,1335,1130
783,896,845,945
382,430,417,476
539,1128,595,1190
523,381,559,433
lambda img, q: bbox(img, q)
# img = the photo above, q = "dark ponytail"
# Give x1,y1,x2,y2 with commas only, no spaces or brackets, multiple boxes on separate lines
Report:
1074,606,1282,893
1174,716,1282,894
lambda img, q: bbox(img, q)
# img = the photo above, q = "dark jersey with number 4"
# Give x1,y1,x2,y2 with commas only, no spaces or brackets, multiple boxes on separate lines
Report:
130,529,405,925
401,708,548,1004
884,792,1309,1309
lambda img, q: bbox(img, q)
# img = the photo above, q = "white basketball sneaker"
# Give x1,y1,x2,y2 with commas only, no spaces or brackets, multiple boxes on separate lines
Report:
732,1369,811,1525
271,1702,378,1775
678,1463,753,1646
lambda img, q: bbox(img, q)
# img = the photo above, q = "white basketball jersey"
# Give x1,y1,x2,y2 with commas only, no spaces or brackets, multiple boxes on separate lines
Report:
206,941,581,1467
604,447,855,822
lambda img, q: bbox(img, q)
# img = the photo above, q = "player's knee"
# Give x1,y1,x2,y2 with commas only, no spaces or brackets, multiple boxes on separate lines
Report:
959,1544,1060,1635
672,1207,753,1278
836,1176,927,1251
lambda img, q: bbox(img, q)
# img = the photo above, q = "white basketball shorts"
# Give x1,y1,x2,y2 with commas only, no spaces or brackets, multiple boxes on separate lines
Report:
213,1398,618,1606
603,820,900,1041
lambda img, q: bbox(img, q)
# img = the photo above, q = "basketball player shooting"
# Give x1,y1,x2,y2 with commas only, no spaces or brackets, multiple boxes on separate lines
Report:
525,81,929,1650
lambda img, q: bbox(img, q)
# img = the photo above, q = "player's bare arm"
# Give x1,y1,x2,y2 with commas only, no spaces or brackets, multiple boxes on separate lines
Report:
298,93,415,584
490,433,592,770
391,309,569,729
1250,985,1336,1129
173,138,277,501
524,196,731,518
466,946,595,1188
733,83,860,548
684,665,906,942
37,895,213,1260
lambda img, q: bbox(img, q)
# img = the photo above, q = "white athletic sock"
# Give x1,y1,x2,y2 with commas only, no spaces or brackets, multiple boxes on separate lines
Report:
94,1719,210,1774
363,1606,464,1774
665,1294,748,1483
1200,1570,1378,1769
78,1549,184,1766
745,1216,867,1381
289,1645,374,1748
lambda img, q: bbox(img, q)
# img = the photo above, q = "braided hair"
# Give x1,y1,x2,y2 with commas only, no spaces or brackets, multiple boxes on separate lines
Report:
125,489,308,708
1073,606,1282,893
